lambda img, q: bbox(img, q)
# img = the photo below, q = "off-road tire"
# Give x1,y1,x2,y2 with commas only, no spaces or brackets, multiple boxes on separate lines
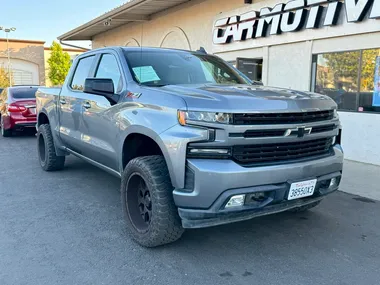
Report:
288,201,321,213
37,124,65,171
1,119,12,137
121,155,184,247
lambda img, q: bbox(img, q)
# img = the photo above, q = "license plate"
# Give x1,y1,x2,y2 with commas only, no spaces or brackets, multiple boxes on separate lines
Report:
29,108,36,114
288,179,317,200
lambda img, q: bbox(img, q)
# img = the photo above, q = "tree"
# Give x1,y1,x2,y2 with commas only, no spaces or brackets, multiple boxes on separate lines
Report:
0,66,11,88
360,49,380,92
47,41,71,86
323,51,360,91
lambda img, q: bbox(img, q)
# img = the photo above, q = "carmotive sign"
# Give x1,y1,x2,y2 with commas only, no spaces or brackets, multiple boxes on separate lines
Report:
213,0,380,44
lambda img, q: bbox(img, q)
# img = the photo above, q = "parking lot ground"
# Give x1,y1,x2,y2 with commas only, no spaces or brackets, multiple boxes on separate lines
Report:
0,134,380,285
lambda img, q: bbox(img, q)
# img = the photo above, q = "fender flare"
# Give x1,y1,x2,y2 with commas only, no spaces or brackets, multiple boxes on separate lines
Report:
119,125,176,186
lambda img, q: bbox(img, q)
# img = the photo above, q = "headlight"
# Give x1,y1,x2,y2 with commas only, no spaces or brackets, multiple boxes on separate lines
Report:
334,109,339,118
178,111,232,125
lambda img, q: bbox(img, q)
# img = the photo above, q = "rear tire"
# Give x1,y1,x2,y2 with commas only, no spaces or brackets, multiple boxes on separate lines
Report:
288,201,321,213
1,120,12,137
37,124,65,171
121,155,184,247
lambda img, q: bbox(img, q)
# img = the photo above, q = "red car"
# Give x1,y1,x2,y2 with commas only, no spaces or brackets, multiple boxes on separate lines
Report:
0,86,38,137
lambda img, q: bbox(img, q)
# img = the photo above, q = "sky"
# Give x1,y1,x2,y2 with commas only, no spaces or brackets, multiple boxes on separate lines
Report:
1,0,126,48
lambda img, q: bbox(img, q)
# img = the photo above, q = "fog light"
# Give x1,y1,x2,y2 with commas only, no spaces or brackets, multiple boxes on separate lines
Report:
329,177,338,188
225,194,245,208
331,136,336,145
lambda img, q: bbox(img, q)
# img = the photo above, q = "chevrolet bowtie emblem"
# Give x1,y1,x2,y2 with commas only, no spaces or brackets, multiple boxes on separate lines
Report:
284,127,313,138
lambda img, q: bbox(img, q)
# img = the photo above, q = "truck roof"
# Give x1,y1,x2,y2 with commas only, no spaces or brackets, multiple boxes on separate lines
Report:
84,46,209,56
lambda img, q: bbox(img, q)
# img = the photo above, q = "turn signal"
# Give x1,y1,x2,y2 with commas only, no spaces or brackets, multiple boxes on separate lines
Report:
178,111,186,126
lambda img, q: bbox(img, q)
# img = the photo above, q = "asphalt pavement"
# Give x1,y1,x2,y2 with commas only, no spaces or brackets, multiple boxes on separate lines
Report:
0,133,379,285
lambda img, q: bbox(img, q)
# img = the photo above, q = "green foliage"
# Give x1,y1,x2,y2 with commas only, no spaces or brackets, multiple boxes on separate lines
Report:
324,51,360,86
0,67,11,88
48,42,72,86
322,49,380,92
361,50,379,92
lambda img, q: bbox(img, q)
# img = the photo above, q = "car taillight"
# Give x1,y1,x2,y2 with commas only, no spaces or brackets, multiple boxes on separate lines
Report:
7,105,26,112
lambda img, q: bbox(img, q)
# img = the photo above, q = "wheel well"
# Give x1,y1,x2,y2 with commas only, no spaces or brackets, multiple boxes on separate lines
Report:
38,113,50,126
122,133,164,169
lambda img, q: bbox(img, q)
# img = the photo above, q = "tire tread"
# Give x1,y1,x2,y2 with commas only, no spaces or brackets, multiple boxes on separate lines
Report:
37,124,65,171
121,155,184,247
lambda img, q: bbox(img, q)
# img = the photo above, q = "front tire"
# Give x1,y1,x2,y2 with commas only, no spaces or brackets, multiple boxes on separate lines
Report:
37,124,65,171
121,155,184,247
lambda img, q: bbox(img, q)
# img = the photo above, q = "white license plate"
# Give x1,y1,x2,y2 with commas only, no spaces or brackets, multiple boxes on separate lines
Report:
288,179,317,200
29,108,36,114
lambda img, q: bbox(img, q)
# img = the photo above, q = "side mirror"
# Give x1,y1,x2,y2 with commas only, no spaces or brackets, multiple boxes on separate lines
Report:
84,78,114,95
84,78,119,104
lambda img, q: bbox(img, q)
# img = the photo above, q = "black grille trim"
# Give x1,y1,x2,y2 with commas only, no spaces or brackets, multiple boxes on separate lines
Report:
230,129,285,138
232,138,333,166
311,124,337,134
233,110,334,125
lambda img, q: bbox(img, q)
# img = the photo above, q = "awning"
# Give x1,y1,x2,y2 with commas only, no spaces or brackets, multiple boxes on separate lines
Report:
58,0,194,41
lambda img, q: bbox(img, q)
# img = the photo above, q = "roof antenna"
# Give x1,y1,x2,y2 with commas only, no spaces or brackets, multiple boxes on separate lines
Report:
197,47,207,54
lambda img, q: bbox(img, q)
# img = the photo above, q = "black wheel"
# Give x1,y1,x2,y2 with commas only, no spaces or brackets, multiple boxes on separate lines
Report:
1,119,12,137
37,124,65,171
288,201,321,213
121,155,184,247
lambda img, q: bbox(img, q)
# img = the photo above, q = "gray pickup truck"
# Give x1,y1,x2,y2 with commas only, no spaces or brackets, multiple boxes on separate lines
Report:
36,47,343,247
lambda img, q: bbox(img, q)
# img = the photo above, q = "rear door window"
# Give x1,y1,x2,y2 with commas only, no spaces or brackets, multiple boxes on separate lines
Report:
71,56,95,91
11,88,38,99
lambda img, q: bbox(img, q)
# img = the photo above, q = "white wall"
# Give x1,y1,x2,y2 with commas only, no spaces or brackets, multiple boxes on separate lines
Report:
267,41,312,91
339,112,380,166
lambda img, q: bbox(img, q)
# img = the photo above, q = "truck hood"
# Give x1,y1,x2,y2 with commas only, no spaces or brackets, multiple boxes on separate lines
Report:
157,84,336,112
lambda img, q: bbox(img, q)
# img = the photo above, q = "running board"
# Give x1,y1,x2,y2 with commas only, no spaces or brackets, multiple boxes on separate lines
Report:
64,147,121,178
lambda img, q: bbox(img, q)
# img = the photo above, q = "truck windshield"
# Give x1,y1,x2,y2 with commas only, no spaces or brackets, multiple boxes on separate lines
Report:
124,50,249,87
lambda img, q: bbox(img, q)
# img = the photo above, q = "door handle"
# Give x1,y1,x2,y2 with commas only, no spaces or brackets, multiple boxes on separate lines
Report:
83,102,91,109
60,99,66,105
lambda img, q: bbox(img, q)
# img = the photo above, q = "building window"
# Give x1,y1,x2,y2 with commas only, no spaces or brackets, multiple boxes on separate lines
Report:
312,48,380,113
236,58,263,82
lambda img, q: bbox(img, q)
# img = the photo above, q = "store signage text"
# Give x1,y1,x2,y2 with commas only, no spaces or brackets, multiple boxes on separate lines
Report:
213,0,380,44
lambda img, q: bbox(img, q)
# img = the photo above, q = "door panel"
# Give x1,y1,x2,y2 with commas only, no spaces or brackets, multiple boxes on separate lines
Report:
58,55,96,152
77,53,124,171
79,94,119,170
58,91,86,152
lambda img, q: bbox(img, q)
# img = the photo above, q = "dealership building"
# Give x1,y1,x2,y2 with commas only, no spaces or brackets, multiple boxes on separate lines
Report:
59,0,380,165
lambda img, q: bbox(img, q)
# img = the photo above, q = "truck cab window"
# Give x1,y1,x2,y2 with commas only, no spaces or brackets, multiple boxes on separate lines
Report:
95,54,123,93
70,56,95,91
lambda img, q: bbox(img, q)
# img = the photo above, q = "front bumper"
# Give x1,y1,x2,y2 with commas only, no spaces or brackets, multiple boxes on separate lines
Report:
179,172,340,229
174,145,343,228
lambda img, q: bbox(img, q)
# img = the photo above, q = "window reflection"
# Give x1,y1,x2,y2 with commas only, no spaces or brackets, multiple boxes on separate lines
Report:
315,51,360,111
359,49,380,112
314,49,380,113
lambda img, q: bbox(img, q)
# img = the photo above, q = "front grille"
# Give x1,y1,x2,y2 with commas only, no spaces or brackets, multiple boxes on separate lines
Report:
230,129,285,138
233,110,334,125
311,124,336,134
233,137,333,166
